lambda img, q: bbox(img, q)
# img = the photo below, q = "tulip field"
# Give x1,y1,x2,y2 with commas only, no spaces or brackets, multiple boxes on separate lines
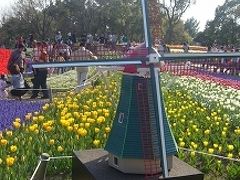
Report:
0,69,240,179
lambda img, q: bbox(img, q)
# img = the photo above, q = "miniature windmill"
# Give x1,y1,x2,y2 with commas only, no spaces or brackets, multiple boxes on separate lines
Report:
32,0,240,179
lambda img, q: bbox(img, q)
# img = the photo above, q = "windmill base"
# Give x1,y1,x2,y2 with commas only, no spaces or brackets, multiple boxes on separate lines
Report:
108,153,173,174
72,149,204,180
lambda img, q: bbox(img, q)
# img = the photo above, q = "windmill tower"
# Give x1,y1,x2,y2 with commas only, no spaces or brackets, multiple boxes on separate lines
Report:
105,1,174,176
32,0,240,179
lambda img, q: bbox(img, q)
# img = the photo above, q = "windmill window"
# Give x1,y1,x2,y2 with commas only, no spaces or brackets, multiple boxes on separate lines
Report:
113,156,119,167
118,113,124,123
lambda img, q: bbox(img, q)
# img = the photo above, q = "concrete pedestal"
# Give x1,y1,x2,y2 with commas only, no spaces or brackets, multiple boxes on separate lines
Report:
72,149,204,180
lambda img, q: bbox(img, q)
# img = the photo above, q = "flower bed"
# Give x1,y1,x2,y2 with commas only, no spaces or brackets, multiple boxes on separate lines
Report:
0,72,121,179
0,100,45,130
161,73,240,178
0,71,239,179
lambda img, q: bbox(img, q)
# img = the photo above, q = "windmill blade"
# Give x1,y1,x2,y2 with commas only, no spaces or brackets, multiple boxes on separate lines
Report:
160,52,240,60
32,58,144,69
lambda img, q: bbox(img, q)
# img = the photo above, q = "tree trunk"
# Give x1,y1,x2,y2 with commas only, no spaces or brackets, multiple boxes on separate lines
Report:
165,22,173,43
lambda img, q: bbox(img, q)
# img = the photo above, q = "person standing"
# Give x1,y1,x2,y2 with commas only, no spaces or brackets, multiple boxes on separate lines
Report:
7,44,25,74
55,31,63,44
30,46,49,99
71,42,97,87
183,42,189,53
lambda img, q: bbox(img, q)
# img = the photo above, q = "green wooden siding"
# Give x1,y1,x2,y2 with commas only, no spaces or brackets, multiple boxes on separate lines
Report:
105,75,177,159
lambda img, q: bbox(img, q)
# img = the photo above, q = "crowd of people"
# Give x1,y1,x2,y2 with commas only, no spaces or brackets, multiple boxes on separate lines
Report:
0,31,110,100
0,31,239,100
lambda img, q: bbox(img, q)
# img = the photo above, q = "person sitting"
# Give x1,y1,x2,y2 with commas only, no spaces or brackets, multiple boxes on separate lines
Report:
0,74,10,99
9,64,30,100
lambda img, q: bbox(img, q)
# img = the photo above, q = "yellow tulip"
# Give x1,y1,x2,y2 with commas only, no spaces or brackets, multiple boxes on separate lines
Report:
204,129,210,135
15,118,21,122
34,111,40,116
213,144,219,148
180,119,185,123
32,116,38,122
81,115,87,122
192,144,198,149
97,109,103,114
0,158,2,164
227,145,234,151
95,128,100,133
6,157,15,167
57,146,64,152
218,146,222,152
80,123,84,127
85,123,90,128
49,139,55,145
105,127,111,133
104,112,110,117
203,141,208,147
0,139,8,145
29,125,35,132
25,113,32,121
42,104,49,111
190,152,195,157
227,153,233,158
92,102,97,108
6,131,13,137
45,126,53,132
208,148,214,154
221,131,226,137
93,139,100,147
97,116,105,124
178,138,183,142
179,142,185,147
106,102,112,107
67,126,73,132
73,124,79,130
77,128,87,137
10,145,17,153
13,121,21,129
103,133,107,138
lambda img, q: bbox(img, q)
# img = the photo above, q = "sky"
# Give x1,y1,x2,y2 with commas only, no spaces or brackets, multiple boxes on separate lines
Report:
0,0,226,31
182,0,225,31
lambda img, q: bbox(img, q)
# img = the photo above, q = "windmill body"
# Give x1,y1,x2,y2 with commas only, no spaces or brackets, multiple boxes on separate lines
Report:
105,73,177,174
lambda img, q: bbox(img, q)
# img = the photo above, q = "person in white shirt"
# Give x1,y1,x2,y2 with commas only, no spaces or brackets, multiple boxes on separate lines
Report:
71,43,97,87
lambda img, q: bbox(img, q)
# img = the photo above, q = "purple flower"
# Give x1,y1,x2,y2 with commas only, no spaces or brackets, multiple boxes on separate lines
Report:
0,99,45,130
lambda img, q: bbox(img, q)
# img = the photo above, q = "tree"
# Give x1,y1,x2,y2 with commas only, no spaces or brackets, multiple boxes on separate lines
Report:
0,0,193,46
184,17,199,38
196,0,240,46
10,0,56,40
159,0,195,43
